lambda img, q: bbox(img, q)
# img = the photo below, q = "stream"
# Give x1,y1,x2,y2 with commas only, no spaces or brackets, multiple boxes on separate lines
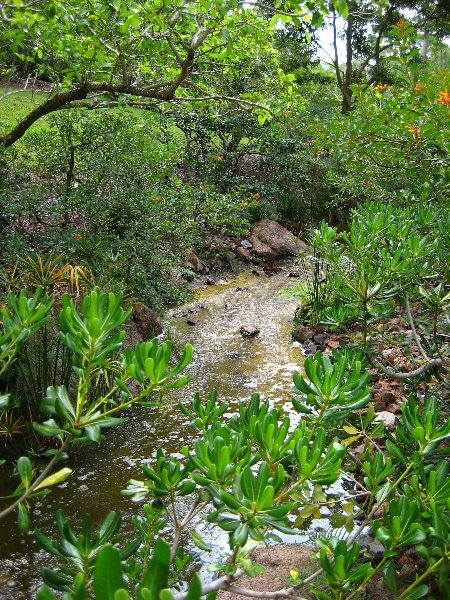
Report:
0,263,309,598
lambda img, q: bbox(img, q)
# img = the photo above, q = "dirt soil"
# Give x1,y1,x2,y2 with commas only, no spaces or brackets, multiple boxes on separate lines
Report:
218,544,316,600
217,544,393,600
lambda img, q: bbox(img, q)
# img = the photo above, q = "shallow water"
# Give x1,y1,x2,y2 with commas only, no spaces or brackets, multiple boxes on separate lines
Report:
0,264,306,598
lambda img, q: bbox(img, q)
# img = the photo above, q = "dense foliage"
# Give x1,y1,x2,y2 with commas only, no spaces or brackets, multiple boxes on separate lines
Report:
0,290,449,599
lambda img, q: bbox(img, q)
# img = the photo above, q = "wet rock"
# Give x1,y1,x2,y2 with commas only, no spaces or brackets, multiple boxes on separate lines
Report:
184,251,206,272
132,302,163,339
206,277,216,285
186,319,197,326
293,325,314,343
248,235,277,259
249,219,307,258
358,535,385,562
177,304,207,317
235,247,250,259
239,325,260,338
313,333,327,345
288,271,301,277
304,344,318,355
263,264,280,275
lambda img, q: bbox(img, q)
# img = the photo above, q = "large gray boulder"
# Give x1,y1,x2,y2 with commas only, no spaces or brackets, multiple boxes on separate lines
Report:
248,220,306,258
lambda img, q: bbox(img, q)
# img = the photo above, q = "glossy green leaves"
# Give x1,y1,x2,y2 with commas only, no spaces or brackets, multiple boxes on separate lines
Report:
317,537,373,598
121,339,193,395
59,288,131,366
293,351,371,422
0,287,53,376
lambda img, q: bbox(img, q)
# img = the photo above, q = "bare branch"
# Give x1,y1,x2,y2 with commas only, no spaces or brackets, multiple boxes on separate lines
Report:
405,293,430,361
171,569,245,600
370,356,443,380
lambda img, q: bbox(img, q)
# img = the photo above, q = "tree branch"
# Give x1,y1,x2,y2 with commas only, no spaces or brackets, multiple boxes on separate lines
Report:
405,293,430,361
370,356,443,380
171,569,245,600
0,436,71,521
239,1,307,19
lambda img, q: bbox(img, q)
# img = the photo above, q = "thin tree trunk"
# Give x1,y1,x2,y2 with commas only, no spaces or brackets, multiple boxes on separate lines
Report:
421,32,429,60
341,2,355,113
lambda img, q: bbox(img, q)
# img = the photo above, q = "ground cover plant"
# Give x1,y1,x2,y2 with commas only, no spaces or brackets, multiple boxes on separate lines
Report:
289,201,450,396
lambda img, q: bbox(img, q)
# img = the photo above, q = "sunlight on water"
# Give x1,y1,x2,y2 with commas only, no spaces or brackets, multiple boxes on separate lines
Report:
0,264,305,596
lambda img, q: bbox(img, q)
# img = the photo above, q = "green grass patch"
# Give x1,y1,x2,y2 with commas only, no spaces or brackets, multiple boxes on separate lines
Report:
0,88,51,135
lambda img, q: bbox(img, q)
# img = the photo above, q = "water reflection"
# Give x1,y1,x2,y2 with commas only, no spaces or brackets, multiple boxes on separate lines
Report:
0,264,302,597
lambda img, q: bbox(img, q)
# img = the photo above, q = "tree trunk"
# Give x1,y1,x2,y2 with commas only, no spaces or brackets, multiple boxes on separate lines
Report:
421,32,429,60
341,2,355,113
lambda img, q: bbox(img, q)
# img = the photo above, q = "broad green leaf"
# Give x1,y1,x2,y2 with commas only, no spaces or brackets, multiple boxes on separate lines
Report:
36,585,58,600
138,538,170,599
18,503,30,532
34,468,73,491
17,456,32,489
93,545,125,600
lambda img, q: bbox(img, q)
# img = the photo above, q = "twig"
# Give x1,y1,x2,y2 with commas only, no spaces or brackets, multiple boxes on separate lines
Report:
370,356,442,380
0,436,71,520
405,293,429,361
171,569,245,600
226,585,308,599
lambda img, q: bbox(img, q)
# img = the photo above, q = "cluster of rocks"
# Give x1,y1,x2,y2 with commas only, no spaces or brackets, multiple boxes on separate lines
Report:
292,325,342,355
184,219,307,274
173,303,209,326
239,325,260,338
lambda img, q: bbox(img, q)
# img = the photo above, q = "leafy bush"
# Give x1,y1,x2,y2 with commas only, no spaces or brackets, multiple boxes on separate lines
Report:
293,201,449,389
316,27,450,210
1,108,254,310
0,285,449,599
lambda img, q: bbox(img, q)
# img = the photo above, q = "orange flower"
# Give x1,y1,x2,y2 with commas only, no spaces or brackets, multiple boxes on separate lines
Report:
75,233,82,240
241,202,248,207
255,201,261,206
436,88,450,106
254,193,261,198
414,82,428,94
405,125,421,147
374,84,386,91
216,156,223,161
405,125,420,135
395,18,408,29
